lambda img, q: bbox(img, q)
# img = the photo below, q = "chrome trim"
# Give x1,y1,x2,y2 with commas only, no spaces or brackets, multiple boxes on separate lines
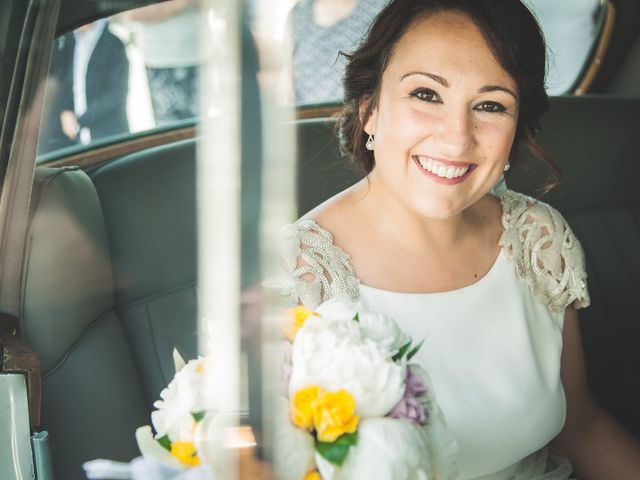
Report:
574,0,616,95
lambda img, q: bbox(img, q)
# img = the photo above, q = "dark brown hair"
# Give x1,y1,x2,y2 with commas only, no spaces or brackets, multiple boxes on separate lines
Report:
337,0,560,189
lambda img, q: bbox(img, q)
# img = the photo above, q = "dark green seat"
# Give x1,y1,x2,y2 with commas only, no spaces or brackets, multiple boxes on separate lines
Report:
23,167,149,480
511,96,640,439
90,139,198,407
22,138,198,480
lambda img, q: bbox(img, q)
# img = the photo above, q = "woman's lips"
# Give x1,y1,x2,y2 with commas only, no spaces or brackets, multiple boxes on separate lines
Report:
412,155,476,185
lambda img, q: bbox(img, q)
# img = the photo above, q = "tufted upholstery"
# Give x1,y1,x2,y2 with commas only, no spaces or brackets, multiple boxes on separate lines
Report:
23,167,149,480
22,139,198,480
90,140,198,407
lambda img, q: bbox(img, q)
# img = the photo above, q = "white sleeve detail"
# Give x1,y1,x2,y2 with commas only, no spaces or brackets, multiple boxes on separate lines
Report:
499,190,590,313
264,219,360,310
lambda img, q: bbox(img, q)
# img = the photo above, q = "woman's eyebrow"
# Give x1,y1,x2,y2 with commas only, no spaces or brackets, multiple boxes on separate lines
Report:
399,71,518,100
479,85,518,100
399,71,448,86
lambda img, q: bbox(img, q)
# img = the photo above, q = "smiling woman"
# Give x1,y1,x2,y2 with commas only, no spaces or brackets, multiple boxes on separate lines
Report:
276,0,640,479
361,12,519,222
338,0,550,182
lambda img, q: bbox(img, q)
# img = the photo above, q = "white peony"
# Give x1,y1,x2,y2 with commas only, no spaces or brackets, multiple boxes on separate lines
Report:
273,397,316,480
315,417,457,480
289,308,406,417
314,298,359,323
151,356,213,443
192,412,229,472
135,425,181,467
357,308,411,354
316,298,411,355
409,365,459,480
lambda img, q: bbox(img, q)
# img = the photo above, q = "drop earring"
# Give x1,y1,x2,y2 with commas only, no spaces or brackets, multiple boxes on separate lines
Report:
366,134,375,151
503,162,510,172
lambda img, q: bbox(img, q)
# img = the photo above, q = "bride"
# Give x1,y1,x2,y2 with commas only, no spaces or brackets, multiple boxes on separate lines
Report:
276,0,640,478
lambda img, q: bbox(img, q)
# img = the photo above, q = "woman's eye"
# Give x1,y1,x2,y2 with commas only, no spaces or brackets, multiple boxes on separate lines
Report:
475,101,506,113
410,88,440,103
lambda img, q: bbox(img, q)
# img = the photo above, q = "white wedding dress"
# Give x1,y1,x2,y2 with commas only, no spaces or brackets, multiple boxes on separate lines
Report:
273,189,590,480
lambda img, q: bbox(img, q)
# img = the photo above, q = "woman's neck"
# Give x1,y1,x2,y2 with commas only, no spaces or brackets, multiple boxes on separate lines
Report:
312,0,359,28
352,177,488,257
313,177,503,293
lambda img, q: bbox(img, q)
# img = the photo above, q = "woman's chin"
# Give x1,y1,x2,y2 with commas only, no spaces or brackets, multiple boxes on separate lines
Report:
405,197,471,222
404,183,499,221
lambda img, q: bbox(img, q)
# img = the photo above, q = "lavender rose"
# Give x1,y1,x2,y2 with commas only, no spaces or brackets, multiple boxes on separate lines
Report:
388,365,429,425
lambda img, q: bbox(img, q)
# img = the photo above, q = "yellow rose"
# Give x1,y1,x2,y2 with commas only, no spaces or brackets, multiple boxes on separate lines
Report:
170,441,200,467
312,389,359,443
291,386,321,430
304,471,322,480
286,306,319,342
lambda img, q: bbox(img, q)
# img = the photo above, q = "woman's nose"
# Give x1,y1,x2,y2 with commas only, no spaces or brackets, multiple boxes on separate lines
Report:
434,108,473,158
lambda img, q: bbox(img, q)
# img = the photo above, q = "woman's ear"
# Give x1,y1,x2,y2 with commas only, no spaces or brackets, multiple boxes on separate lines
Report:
359,96,377,135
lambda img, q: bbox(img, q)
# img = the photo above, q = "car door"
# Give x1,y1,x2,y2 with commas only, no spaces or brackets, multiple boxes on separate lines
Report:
1,0,282,478
0,1,64,478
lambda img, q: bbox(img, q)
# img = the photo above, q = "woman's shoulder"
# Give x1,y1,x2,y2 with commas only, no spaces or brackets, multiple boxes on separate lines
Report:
498,189,590,313
267,190,363,310
267,186,590,313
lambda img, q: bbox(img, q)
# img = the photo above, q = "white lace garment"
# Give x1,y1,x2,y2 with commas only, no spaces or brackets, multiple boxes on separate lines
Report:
268,189,590,480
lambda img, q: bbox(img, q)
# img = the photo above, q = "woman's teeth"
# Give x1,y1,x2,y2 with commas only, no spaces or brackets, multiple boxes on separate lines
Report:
417,157,470,179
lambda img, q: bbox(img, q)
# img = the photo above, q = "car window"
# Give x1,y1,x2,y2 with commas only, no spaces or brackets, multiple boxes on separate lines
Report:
282,0,607,107
36,0,206,160
526,0,605,95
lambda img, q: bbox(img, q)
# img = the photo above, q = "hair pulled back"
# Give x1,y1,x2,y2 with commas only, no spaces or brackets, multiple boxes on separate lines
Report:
338,0,554,181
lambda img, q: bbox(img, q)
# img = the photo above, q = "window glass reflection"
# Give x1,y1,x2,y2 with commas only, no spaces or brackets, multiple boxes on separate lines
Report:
37,0,209,159
124,0,204,126
289,0,388,105
526,0,603,95
38,19,129,154
273,0,606,106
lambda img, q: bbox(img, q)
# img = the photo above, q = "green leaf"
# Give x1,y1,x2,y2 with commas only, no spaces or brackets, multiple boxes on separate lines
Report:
407,338,425,361
352,312,360,323
192,411,206,423
315,432,358,466
157,435,172,451
392,341,412,362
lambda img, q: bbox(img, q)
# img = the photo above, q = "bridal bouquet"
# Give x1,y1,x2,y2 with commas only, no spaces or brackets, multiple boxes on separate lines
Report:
84,351,219,480
276,298,458,480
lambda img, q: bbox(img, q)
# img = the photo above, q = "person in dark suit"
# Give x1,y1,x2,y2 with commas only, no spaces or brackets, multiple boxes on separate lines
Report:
38,19,129,154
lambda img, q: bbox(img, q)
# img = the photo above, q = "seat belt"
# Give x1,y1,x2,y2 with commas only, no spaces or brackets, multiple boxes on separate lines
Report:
0,0,60,479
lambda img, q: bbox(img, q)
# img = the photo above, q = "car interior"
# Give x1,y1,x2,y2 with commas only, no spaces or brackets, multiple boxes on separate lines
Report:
0,0,639,479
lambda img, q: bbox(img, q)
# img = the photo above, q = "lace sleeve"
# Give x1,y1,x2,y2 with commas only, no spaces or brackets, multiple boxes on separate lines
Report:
264,219,360,310
499,190,590,313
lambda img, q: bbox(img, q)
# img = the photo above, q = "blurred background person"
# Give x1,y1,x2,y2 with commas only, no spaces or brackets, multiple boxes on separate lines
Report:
123,0,203,126
39,19,129,153
288,0,389,104
60,19,128,147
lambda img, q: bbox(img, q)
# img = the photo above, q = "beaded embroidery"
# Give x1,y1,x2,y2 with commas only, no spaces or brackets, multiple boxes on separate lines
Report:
269,190,589,313
499,190,590,312
265,219,360,309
